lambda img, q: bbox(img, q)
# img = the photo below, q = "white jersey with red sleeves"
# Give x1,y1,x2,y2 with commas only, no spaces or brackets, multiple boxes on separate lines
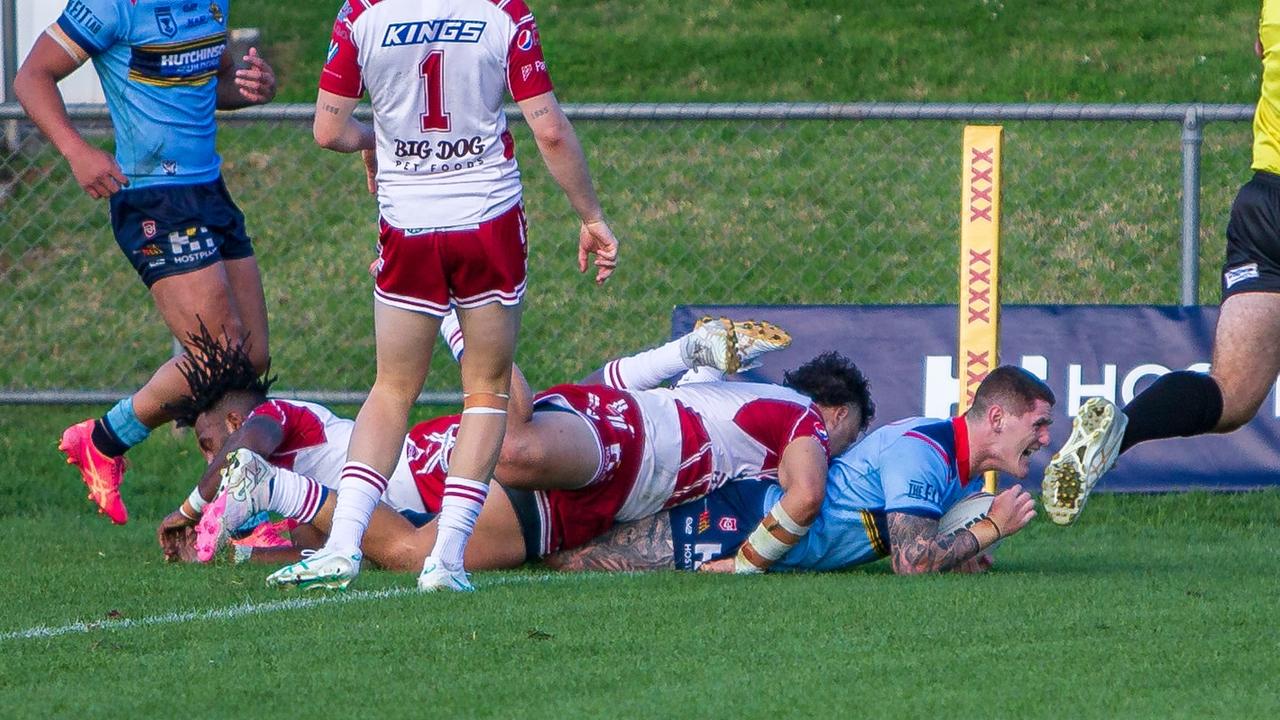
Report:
246,399,425,513
622,382,830,521
321,0,555,229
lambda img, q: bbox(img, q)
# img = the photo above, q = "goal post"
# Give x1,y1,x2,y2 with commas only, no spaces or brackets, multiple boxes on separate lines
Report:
959,125,1003,494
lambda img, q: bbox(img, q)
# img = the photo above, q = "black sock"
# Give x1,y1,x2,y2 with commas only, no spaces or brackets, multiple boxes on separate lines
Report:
91,417,131,458
1120,371,1223,453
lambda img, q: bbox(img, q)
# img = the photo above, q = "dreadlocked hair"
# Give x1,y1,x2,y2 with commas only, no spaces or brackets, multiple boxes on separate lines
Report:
165,322,276,428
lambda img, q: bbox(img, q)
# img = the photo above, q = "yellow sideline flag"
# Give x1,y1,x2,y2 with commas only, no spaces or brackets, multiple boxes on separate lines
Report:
959,126,1003,494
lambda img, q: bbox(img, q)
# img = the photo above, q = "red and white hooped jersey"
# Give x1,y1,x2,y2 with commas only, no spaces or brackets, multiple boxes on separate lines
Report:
246,399,425,513
625,382,830,518
321,0,555,229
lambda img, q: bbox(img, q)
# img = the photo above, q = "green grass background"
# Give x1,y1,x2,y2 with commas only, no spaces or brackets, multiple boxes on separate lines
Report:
3,2,1279,716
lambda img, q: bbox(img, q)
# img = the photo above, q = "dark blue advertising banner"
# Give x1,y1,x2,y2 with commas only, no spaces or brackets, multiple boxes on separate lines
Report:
672,305,1280,492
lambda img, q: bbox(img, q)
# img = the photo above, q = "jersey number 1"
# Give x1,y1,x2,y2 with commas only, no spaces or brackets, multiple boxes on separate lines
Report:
419,51,451,133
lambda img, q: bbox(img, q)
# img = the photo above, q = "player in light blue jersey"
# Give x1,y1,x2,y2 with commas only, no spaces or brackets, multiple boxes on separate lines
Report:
549,365,1049,576
15,0,277,525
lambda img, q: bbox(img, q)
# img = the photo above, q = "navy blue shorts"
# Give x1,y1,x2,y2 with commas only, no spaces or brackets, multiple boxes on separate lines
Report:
109,177,254,288
669,478,776,571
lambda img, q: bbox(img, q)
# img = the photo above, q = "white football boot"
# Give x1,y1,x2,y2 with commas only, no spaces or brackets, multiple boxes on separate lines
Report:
417,556,475,592
220,448,276,536
266,548,362,590
730,319,792,370
1041,397,1129,526
192,448,276,561
682,316,740,374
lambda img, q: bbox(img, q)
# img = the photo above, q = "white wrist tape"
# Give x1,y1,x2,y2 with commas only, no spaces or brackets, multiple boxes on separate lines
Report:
734,505,815,573
769,504,811,537
746,522,792,562
186,486,209,515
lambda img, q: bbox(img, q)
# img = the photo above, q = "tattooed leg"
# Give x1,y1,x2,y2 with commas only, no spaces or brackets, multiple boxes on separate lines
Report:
543,513,675,572
886,511,981,575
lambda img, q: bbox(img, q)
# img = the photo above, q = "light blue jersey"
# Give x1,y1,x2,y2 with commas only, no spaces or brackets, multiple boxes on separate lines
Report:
51,0,229,187
768,416,981,572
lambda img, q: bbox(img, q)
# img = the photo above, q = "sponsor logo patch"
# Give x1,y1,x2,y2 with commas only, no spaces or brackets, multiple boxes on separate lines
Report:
515,28,535,51
65,1,104,34
1224,263,1260,289
381,19,486,47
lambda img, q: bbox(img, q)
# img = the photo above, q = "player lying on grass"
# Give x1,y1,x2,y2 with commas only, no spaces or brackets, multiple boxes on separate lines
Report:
173,327,1040,578
551,365,1047,575
161,316,872,587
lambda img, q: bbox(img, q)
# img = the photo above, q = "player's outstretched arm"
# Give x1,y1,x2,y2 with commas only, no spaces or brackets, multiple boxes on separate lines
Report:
313,89,375,153
727,438,826,574
886,484,1035,575
216,47,276,110
517,91,618,285
14,35,127,199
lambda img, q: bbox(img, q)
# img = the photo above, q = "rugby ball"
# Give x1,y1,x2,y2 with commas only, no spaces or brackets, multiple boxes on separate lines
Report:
937,492,1002,553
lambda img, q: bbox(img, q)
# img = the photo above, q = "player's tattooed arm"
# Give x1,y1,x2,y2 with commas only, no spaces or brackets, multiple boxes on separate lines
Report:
527,104,552,120
543,513,675,572
886,511,981,575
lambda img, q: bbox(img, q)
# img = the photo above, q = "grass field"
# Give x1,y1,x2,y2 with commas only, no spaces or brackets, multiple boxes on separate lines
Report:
3,2,1279,716
3,407,1280,718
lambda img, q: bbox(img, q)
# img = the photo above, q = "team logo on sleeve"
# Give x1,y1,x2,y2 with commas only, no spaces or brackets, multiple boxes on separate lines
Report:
142,220,157,239
155,7,178,37
327,40,340,63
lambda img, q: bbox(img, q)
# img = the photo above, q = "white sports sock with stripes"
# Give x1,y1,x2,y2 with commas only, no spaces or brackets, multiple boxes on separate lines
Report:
266,466,330,523
601,338,687,390
326,462,387,555
440,309,464,361
431,476,489,570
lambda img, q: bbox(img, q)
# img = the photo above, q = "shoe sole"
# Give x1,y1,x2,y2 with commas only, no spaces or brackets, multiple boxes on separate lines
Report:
1042,398,1127,526
734,320,792,353
267,570,355,591
418,579,475,593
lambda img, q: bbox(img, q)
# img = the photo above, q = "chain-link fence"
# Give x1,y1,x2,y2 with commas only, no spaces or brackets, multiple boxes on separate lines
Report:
0,102,1256,403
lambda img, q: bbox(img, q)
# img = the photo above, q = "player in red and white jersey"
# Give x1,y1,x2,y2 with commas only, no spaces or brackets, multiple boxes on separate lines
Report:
295,0,620,592
156,317,745,564
162,317,871,579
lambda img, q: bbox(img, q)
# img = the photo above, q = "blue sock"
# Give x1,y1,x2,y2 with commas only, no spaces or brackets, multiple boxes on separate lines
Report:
104,397,152,449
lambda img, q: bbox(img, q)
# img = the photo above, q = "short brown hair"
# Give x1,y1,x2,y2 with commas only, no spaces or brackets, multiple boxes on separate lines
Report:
967,365,1054,417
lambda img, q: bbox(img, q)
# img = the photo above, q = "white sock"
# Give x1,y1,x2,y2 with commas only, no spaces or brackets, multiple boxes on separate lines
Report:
267,467,329,523
440,309,464,362
430,476,488,570
676,366,726,386
601,338,688,390
325,462,387,555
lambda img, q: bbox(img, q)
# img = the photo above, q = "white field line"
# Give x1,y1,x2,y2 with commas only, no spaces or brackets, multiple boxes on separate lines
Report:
1,571,613,643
